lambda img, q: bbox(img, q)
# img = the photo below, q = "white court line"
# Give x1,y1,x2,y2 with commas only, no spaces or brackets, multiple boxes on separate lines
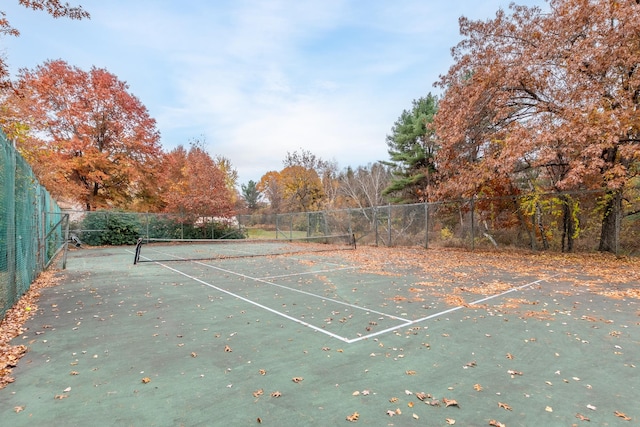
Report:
135,254,353,343
189,259,409,322
345,275,558,344
141,246,409,322
130,247,557,344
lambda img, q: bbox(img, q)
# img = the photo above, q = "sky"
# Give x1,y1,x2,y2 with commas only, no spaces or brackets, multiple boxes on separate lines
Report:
2,0,548,186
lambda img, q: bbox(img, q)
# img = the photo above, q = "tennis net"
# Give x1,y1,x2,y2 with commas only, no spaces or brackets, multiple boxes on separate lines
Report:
133,234,356,264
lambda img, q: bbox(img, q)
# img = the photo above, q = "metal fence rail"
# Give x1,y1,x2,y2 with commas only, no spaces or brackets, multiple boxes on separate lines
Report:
239,190,639,256
1,131,66,318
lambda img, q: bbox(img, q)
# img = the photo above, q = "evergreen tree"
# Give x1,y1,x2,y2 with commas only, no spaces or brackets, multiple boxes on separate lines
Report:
241,180,261,211
383,93,438,203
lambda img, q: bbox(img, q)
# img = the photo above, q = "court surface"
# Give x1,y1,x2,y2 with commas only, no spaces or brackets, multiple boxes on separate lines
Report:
1,242,638,426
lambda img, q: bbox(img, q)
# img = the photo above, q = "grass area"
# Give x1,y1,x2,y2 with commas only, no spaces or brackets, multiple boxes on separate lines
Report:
245,228,309,239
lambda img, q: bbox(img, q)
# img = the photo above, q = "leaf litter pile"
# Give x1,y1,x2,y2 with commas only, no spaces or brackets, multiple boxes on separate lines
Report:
1,246,638,425
1,270,59,389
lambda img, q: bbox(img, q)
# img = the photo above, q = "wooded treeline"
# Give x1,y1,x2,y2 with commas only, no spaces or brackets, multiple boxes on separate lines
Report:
1,0,638,253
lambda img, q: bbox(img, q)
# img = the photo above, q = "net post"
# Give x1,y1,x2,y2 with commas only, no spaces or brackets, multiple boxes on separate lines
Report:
134,237,143,264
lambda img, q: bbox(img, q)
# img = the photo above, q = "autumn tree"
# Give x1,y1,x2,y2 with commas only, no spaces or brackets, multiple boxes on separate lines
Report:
161,142,235,221
2,60,161,210
0,1,89,90
215,154,239,204
434,0,640,253
257,171,284,213
284,149,336,208
383,94,438,203
280,165,325,212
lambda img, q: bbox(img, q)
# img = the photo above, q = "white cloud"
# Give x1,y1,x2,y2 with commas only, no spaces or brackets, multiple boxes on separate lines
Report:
3,0,549,185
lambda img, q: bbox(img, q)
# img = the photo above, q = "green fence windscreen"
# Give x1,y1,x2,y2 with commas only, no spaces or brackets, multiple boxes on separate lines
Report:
1,131,66,318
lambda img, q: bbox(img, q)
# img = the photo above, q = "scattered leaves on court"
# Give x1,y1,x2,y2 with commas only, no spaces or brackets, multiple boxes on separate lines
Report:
0,271,58,390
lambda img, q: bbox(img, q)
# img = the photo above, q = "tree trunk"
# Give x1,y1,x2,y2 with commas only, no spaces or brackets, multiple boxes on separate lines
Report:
598,189,622,253
561,195,574,253
536,202,549,250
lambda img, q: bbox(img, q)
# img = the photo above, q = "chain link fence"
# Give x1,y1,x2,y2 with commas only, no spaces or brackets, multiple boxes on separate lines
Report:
1,131,66,318
239,189,639,256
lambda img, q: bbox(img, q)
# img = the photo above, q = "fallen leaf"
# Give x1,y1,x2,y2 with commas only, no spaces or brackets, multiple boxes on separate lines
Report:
141,377,151,384
292,377,304,383
614,411,632,421
442,398,459,408
70,371,79,376
258,369,267,376
361,389,370,395
256,417,262,423
586,404,597,411
412,413,419,419
346,411,359,422
389,397,398,403
252,389,264,398
386,410,395,417
416,392,431,401
191,352,197,358
408,401,414,408
545,406,553,412
473,384,483,391
14,406,25,413
498,402,512,411
575,413,590,421
352,390,360,396
405,370,417,375
224,345,232,352
54,394,68,400
270,391,281,398
446,418,456,425
506,353,514,359
489,420,506,427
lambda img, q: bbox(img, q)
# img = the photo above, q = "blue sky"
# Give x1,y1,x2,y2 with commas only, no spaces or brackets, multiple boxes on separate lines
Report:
2,0,548,186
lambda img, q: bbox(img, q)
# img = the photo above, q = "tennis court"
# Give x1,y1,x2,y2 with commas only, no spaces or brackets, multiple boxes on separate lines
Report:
1,240,638,426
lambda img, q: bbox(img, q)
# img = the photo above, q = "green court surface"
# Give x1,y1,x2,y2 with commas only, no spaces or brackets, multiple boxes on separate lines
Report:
1,243,638,426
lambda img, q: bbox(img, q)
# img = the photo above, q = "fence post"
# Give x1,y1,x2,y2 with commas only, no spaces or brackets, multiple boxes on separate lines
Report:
387,204,392,247
374,207,379,246
425,202,429,249
470,196,475,251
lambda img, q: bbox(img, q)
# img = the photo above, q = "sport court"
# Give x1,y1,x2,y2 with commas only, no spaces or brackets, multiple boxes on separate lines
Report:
1,241,638,426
